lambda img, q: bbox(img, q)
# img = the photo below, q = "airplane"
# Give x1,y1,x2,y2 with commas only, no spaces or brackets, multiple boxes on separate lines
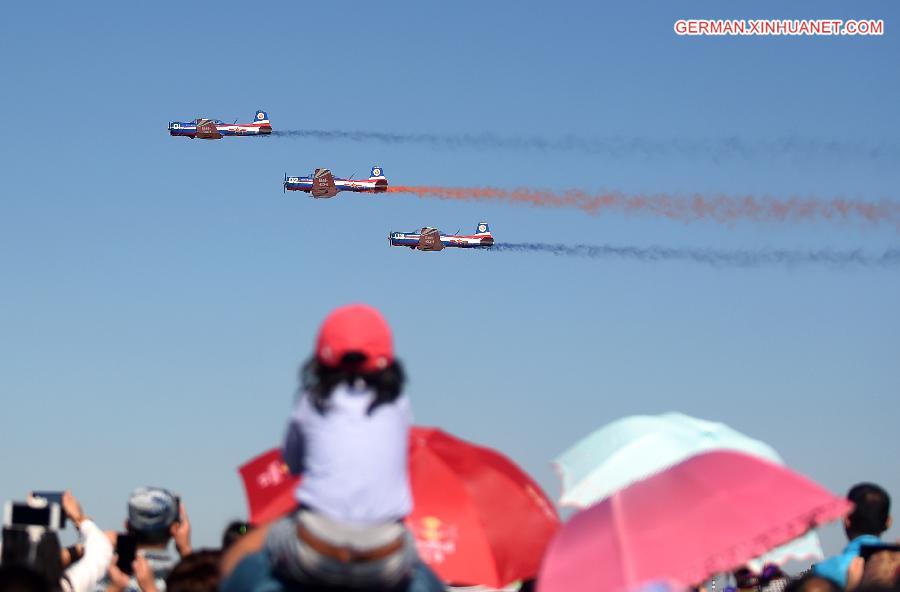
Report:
283,166,388,197
388,223,494,251
168,110,272,139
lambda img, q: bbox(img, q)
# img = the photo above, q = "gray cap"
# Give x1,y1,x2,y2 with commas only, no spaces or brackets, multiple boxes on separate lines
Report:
127,487,178,532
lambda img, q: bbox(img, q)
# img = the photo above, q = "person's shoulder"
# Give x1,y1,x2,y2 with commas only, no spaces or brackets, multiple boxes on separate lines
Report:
811,552,853,587
847,534,882,553
220,551,291,592
293,391,312,410
291,392,320,419
385,393,412,417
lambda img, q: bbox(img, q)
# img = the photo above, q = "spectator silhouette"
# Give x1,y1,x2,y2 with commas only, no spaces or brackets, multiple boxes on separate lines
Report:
812,482,892,588
221,522,252,552
221,304,444,591
0,564,55,592
2,491,112,592
164,550,221,592
99,488,192,592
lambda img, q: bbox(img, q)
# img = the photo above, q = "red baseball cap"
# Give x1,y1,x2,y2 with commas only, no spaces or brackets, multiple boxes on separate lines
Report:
315,304,394,372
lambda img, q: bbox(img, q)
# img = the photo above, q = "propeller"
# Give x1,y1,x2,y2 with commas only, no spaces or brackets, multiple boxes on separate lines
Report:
283,172,287,194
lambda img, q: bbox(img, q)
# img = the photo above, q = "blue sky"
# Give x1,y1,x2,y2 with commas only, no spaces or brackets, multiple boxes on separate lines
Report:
1,1,898,554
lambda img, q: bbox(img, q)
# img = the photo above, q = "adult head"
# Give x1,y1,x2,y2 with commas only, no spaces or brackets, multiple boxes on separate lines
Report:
126,487,180,547
301,304,405,414
783,574,842,592
165,549,221,592
859,549,900,589
31,532,62,589
845,483,892,540
0,564,54,592
1,527,31,566
0,529,62,592
221,522,251,551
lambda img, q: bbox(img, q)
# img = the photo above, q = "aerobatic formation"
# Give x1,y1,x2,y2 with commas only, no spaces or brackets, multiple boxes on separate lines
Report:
166,109,899,265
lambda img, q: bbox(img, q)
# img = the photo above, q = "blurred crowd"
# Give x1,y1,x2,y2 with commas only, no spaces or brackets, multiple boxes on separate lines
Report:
2,305,898,592
1,487,245,592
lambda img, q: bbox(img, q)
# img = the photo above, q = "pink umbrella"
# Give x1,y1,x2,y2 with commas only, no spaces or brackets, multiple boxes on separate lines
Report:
538,451,851,592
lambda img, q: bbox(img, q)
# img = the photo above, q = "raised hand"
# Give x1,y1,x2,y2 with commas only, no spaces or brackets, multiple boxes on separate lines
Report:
133,554,159,592
172,500,192,557
62,490,87,527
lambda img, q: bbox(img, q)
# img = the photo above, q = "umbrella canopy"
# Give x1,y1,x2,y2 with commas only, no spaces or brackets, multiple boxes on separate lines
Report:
553,413,825,569
238,427,559,588
538,451,850,592
407,427,559,587
554,412,781,507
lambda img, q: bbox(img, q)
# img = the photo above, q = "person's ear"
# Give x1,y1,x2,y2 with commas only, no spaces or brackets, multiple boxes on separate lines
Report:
844,516,852,530
887,515,893,531
169,520,179,537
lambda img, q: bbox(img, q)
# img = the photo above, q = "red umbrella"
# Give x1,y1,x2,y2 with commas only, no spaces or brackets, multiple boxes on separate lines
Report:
537,451,851,592
407,427,560,587
238,427,559,588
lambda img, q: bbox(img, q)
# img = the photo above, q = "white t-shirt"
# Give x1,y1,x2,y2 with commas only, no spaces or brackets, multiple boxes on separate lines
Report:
282,384,413,526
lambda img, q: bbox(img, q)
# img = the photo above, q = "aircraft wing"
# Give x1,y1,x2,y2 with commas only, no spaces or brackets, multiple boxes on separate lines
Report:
311,168,338,198
417,227,444,251
195,119,223,140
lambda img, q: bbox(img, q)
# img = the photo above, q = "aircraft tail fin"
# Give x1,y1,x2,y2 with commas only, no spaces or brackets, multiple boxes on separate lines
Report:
255,110,270,124
475,222,491,235
369,166,385,179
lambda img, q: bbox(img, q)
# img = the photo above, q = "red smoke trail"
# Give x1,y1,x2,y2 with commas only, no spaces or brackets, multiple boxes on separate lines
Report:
386,185,900,228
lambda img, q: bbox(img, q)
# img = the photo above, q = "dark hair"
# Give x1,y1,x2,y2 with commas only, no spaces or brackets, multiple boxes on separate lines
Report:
0,529,62,592
221,521,251,550
850,586,897,592
0,564,54,592
300,354,405,415
31,533,62,590
783,574,842,592
847,482,891,536
165,549,221,592
127,524,172,547
1,528,31,566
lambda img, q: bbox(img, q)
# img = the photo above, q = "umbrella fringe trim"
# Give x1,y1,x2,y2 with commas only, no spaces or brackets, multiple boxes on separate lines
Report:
670,498,851,590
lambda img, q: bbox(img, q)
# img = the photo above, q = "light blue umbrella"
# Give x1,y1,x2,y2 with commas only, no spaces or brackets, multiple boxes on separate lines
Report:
554,412,824,569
